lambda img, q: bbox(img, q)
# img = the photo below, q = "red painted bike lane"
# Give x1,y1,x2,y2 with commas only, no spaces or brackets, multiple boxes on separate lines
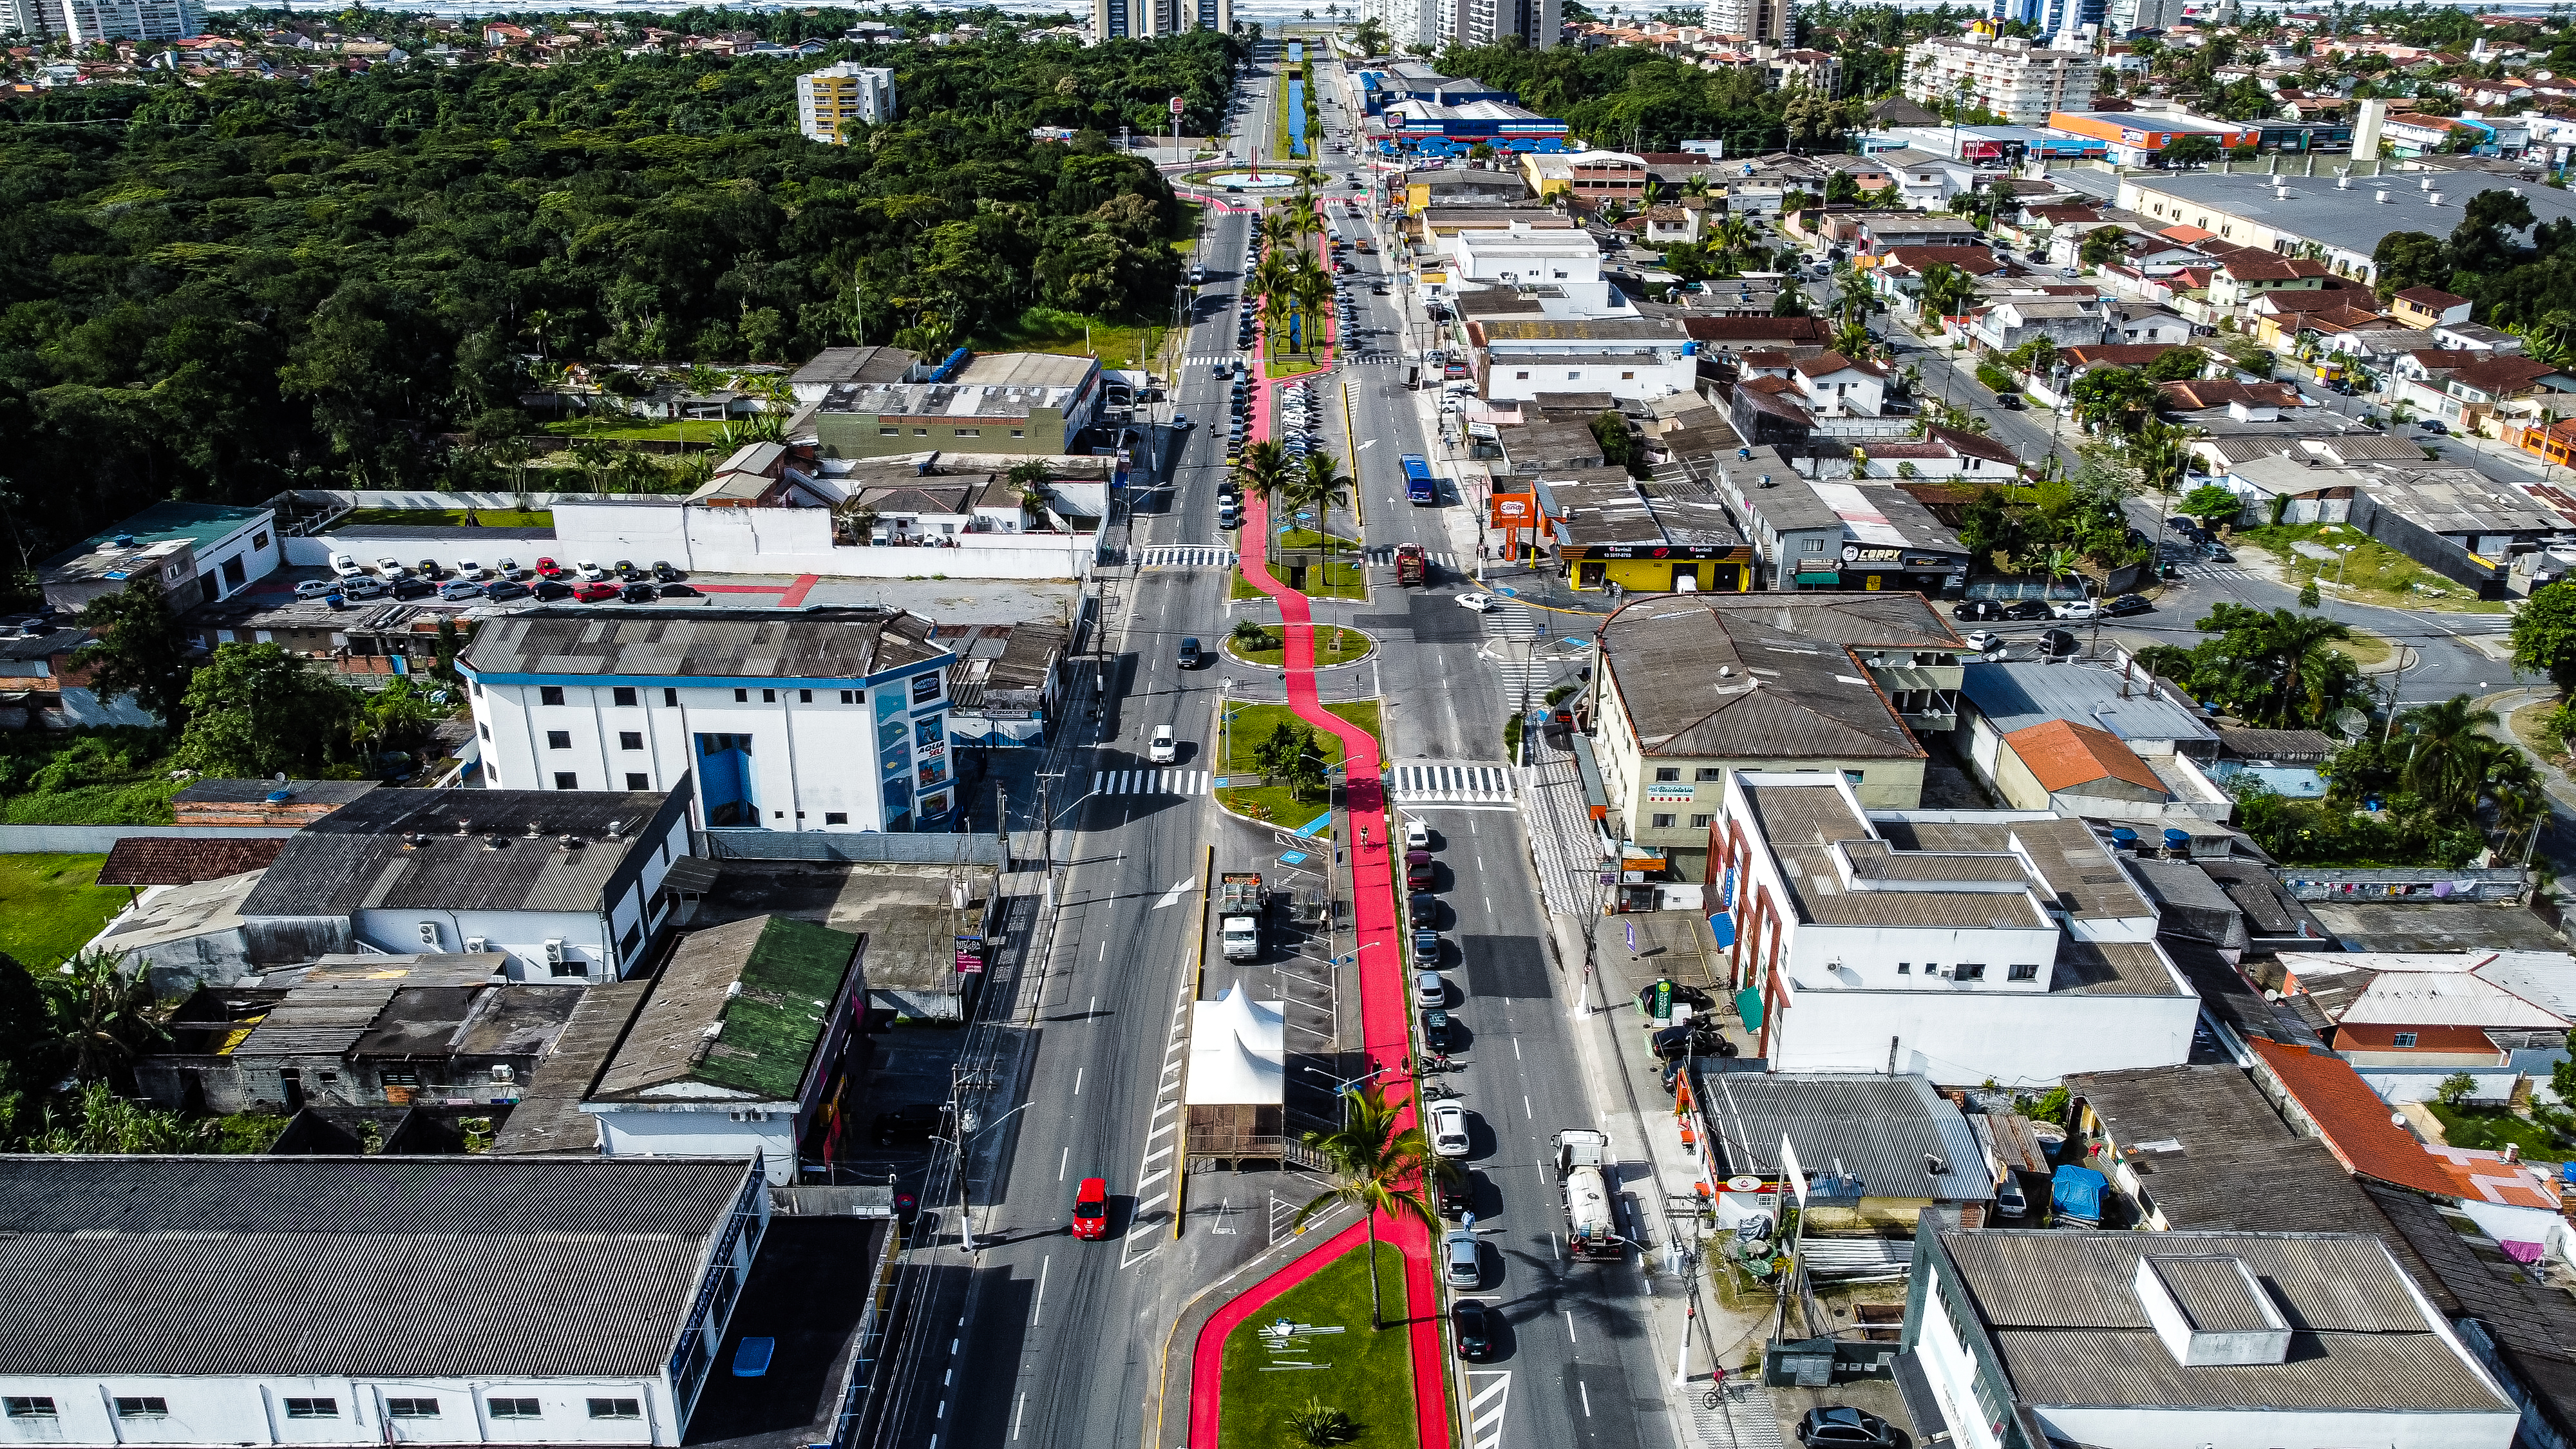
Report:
1182,204,1453,1449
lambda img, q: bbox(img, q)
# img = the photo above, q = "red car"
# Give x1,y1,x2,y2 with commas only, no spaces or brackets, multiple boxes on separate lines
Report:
1071,1177,1109,1240
535,556,564,578
574,581,620,603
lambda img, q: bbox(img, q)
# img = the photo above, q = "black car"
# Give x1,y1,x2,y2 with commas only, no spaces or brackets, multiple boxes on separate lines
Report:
1953,598,2004,622
614,560,641,580
659,582,700,597
652,560,683,582
1437,1169,1477,1217
2105,593,2152,616
1450,1300,1493,1361
1407,893,1439,930
1994,392,2026,410
1796,1406,1897,1449
485,579,531,600
621,582,656,603
1179,636,1204,668
873,1103,947,1148
2001,598,2054,622
533,580,576,600
389,577,437,600
1422,1009,1454,1052
1413,928,1441,963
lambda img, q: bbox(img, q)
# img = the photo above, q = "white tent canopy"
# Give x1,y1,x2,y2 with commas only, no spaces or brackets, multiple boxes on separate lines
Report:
1185,980,1285,1106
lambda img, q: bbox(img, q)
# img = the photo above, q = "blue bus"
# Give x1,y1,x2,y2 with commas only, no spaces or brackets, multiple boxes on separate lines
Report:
1401,454,1436,506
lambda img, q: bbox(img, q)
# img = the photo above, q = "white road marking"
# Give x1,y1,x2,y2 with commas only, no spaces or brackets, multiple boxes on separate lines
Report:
1075,1068,1084,1095
1013,1394,1027,1441
1099,943,1107,961
1153,876,1197,909
1565,1310,1577,1344
1155,1099,1180,1115
1580,1381,1591,1417
1525,1094,1533,1120
1138,1168,1171,1190
1513,1038,1522,1060
1358,439,1377,450
1059,1147,1069,1181
1032,1256,1050,1326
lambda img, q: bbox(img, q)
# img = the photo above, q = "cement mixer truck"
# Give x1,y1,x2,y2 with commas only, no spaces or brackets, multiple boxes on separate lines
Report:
1555,1128,1626,1261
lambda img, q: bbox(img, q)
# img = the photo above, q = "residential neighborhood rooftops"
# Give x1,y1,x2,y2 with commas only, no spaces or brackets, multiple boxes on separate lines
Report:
2358,466,2567,536
2123,172,2576,269
1698,1072,1987,1202
238,786,680,921
39,500,270,576
2061,1063,2403,1233
96,835,286,886
1737,781,2049,931
1960,661,2219,747
589,913,862,1104
461,605,947,683
2005,718,2169,796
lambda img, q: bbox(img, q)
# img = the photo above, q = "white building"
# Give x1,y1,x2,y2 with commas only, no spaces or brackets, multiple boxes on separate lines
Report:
1908,1226,2519,1449
1712,772,2201,1084
461,606,960,834
59,0,202,43
1429,0,1558,48
39,500,279,614
0,1155,776,1446
1903,35,2098,127
583,913,867,1186
1091,0,1227,38
0,0,57,38
236,786,695,981
794,62,894,144
1474,316,1698,403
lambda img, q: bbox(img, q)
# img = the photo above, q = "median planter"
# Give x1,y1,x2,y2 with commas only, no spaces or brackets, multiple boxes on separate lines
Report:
1224,624,1374,669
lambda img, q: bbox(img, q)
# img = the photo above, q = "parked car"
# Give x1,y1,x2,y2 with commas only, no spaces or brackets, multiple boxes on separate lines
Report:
574,582,620,603
2052,599,2099,621
574,560,607,581
1406,859,1437,891
329,553,364,579
375,557,408,577
621,582,656,603
2001,598,2054,621
389,578,436,600
1429,1103,1470,1159
2418,419,2449,435
345,577,387,598
1443,1228,1481,1286
437,580,485,601
614,560,641,580
485,580,531,600
2105,593,2152,616
1070,1177,1110,1240
1995,1174,2030,1220
1797,1407,1899,1449
1450,1299,1493,1359
416,558,447,580
652,560,684,582
657,582,699,597
1437,1170,1477,1218
1415,970,1446,1008
1412,927,1441,964
1407,893,1439,930
1962,629,2001,652
533,580,575,600
535,556,564,578
294,578,343,600
1421,1009,1454,1053
1405,819,1432,850
1953,598,2003,622
1178,636,1204,668
452,560,486,580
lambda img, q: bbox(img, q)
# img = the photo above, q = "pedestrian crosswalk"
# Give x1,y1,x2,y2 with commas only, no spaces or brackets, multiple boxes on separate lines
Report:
1140,547,1239,568
1387,761,1516,804
1483,603,1544,641
1184,354,1251,366
1359,547,1463,566
1493,659,1561,695
1345,354,1397,365
2172,562,2253,582
1090,769,1213,797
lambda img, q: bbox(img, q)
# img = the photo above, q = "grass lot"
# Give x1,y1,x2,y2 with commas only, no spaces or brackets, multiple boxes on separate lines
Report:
1216,700,1383,829
2327,629,2395,669
2429,1101,2573,1162
1218,1240,1417,1449
533,417,735,446
971,307,1163,371
339,507,554,529
2244,522,2510,614
2510,698,2567,766
0,853,131,968
1233,559,1367,601
1226,624,1373,667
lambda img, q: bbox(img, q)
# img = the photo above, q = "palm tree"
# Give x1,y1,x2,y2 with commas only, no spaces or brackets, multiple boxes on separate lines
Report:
1287,450,1355,583
44,949,167,1092
1293,263,1333,354
1006,458,1051,520
2255,609,2356,729
1293,1081,1449,1330
2400,694,2500,804
1237,440,1291,556
1833,319,1871,361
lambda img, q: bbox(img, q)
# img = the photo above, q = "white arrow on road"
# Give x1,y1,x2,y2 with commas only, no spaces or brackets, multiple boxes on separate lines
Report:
1357,439,1378,450
1152,877,1197,909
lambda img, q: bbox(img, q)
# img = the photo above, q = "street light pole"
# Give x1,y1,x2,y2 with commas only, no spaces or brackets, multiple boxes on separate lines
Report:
950,1099,1032,1253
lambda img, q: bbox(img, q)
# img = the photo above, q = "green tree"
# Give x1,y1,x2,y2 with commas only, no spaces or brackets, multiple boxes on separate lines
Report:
2514,580,2576,694
2145,347,2208,383
2452,187,2536,274
2069,366,2162,433
2372,231,2452,298
173,643,365,779
2078,225,2130,269
2161,134,2222,169
71,577,196,729
42,949,167,1093
2299,576,2322,609
2436,1071,2478,1106
2179,482,2243,529
1293,1081,1448,1329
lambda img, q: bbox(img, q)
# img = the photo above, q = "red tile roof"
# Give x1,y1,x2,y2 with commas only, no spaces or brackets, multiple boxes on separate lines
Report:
2250,1037,2460,1196
96,836,287,886
2005,719,2166,794
2394,285,2470,311
1877,245,2004,276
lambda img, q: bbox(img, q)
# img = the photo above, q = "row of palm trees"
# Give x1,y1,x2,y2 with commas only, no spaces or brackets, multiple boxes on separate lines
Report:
1234,438,1354,568
1251,191,1334,359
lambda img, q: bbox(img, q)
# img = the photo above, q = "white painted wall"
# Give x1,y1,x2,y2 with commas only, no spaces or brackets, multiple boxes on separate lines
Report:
589,1106,797,1186
357,908,611,981
1914,1265,2005,1449
2032,1403,2517,1449
548,500,1096,580
1771,980,2199,1084
0,1376,681,1446
1482,352,1698,403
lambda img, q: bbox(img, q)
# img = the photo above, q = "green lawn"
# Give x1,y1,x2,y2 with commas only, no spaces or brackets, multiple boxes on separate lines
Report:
1216,700,1383,829
1218,1240,1419,1449
1226,624,1372,668
533,417,733,446
339,507,555,529
0,853,131,969
1233,560,1367,601
971,308,1163,371
2429,1102,2573,1162
2244,522,2510,614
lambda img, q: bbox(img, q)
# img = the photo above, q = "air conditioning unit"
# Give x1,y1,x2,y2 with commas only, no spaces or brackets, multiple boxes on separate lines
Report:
543,939,566,966
464,936,488,954
417,922,441,949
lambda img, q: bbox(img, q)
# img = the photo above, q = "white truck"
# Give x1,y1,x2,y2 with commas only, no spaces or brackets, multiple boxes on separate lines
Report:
1555,1128,1625,1262
1220,871,1266,961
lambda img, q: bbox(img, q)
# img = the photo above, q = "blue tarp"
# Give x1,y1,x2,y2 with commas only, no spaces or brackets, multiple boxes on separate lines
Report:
2050,1165,2106,1227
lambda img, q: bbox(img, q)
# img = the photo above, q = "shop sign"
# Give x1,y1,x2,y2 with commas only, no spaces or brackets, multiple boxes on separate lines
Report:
1841,544,1903,563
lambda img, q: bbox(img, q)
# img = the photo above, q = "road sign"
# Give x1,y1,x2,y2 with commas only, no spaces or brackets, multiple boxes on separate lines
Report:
1170,96,1186,115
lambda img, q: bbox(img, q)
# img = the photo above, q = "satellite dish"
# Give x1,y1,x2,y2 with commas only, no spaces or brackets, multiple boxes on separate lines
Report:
2331,706,2369,738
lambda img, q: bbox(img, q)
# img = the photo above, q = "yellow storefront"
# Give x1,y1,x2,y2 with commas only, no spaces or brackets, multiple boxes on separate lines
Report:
1565,544,1753,593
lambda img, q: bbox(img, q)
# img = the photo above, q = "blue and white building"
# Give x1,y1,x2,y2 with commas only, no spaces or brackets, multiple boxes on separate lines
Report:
460,607,959,833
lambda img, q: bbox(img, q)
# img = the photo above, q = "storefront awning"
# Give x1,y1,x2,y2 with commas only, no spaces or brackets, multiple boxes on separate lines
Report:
1572,734,1609,821
1734,987,1764,1034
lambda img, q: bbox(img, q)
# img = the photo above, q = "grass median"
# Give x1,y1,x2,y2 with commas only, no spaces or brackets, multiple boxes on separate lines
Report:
1215,699,1383,830
1226,623,1373,667
1217,1239,1419,1449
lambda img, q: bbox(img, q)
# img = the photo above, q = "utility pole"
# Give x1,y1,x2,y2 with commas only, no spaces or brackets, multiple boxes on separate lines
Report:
996,784,1011,872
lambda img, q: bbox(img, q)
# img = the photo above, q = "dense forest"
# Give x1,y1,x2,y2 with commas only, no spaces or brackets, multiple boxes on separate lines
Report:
0,21,1234,574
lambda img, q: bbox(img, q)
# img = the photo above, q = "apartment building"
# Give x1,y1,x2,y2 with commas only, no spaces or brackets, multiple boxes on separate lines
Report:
58,0,202,43
1705,0,1786,45
795,62,895,144
1430,0,1558,50
1094,0,1226,37
1904,35,2097,127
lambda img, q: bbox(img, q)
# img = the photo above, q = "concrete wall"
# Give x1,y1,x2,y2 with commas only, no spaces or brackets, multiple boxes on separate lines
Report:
0,1374,683,1446
591,1107,795,1186
0,824,301,853
549,500,1096,580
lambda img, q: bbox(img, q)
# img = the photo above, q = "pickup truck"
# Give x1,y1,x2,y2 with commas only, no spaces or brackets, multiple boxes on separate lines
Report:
1220,871,1265,961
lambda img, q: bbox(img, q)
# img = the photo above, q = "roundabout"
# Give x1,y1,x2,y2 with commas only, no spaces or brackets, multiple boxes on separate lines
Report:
1197,171,1303,191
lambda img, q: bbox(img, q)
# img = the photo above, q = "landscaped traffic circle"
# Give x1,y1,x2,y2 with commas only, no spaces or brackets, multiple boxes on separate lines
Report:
1197,171,1302,191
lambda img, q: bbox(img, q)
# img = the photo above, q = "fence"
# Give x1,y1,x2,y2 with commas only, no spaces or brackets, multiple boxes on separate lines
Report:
696,829,1006,867
2274,866,2528,904
0,824,303,854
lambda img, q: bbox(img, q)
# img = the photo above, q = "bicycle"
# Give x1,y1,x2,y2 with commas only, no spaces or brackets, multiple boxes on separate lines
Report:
1700,1372,1736,1411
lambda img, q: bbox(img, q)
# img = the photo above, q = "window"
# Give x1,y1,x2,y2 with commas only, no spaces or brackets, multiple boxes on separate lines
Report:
1621,371,1635,381
113,1399,167,1419
954,428,979,438
283,1399,337,1420
1651,812,1676,828
879,426,899,436
619,731,643,751
479,723,490,741
547,730,573,750
1654,767,1681,782
588,1400,643,1421
551,957,589,978
1695,767,1722,781
252,530,270,549
1515,370,1530,380
1897,962,1911,975
799,689,813,703
1842,770,1864,784
384,1399,439,1419
762,689,777,703
613,687,638,707
553,772,578,790
1010,429,1024,438
840,690,858,704
626,773,650,791
825,811,848,824
913,426,929,436
2007,963,2039,981
735,688,749,702
912,673,943,705
664,688,678,706
1689,813,1713,828
487,1399,540,1421
1953,963,1987,981
2393,1031,2420,1048
539,686,565,706
3,1400,52,1421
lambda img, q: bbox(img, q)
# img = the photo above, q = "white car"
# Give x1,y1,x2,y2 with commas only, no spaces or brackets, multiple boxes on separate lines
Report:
576,560,607,581
1455,592,1497,613
452,559,486,580
293,578,342,600
1415,969,1446,1009
1405,819,1430,851
2052,600,2100,621
328,553,363,579
1962,629,2001,653
375,557,406,577
1148,724,1178,764
1428,1102,1470,1159
496,557,523,578
343,576,387,599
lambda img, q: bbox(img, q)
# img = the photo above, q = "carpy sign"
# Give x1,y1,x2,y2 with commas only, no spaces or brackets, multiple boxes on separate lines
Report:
1490,491,1539,529
1170,95,1185,117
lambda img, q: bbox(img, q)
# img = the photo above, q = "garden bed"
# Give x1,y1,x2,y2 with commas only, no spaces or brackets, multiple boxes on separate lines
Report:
1217,1240,1418,1449
1226,625,1373,668
2427,1101,2572,1162
1215,700,1382,829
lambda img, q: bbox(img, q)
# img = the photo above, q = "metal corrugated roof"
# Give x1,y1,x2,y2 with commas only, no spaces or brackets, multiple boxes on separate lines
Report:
1990,1326,2510,1412
1698,1072,1985,1202
1944,1230,2430,1332
462,605,947,682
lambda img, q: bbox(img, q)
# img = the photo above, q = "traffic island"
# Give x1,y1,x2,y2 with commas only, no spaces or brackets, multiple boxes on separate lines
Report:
1218,1240,1419,1449
1226,623,1374,670
1213,699,1382,829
